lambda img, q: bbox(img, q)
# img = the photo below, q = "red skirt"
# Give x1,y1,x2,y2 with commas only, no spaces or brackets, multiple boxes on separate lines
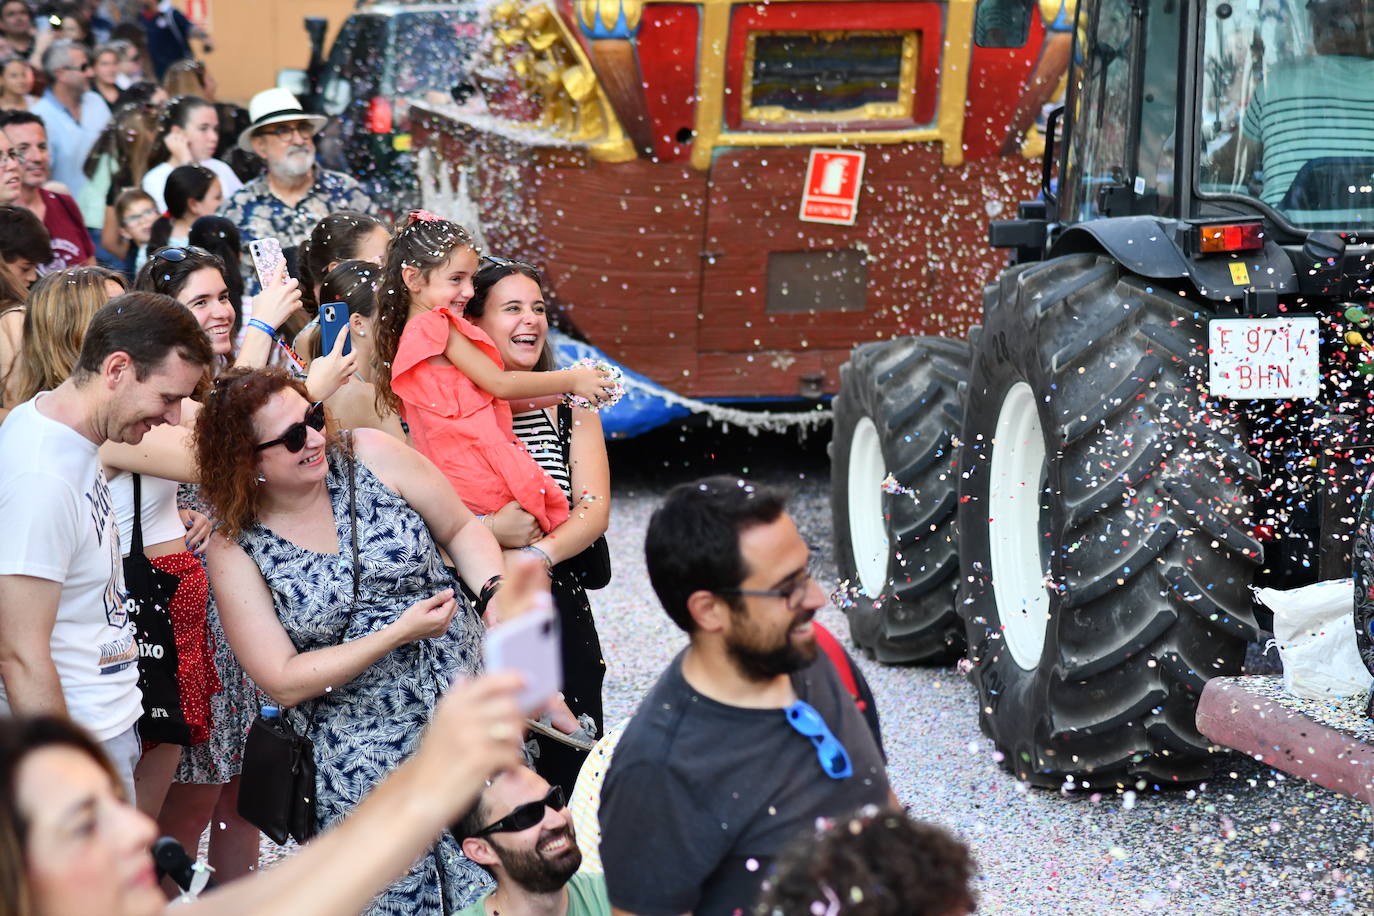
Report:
145,551,222,747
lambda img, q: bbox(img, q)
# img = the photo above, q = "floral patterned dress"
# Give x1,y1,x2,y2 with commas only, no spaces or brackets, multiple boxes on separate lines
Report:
236,445,491,915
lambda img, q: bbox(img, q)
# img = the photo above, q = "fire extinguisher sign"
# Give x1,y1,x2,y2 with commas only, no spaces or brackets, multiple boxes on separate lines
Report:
799,149,866,226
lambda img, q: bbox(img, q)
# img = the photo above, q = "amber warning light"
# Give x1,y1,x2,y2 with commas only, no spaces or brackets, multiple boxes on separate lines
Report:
1197,222,1264,254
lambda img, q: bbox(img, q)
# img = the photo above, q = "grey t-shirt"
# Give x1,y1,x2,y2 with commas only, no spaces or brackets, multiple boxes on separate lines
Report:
599,650,891,916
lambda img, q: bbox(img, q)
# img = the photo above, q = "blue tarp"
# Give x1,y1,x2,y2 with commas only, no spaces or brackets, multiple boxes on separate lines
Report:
550,330,690,438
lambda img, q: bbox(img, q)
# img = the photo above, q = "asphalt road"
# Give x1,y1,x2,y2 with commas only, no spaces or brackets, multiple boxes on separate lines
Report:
598,422,1374,916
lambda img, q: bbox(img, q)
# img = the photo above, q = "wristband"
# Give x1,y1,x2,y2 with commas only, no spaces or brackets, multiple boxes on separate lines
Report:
476,574,503,617
247,317,278,338
520,544,553,569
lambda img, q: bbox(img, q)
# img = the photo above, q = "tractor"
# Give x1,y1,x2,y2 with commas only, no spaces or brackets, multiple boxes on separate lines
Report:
832,0,1374,788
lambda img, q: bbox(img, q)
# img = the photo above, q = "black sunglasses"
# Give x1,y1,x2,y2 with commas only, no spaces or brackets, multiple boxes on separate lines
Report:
472,785,565,838
153,246,210,263
255,401,325,453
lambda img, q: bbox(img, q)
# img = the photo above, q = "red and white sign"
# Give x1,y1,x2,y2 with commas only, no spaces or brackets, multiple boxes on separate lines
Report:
186,0,210,29
799,149,866,226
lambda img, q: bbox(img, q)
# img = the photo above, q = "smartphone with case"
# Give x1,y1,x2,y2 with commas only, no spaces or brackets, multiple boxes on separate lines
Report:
248,238,287,287
483,596,561,714
318,301,352,357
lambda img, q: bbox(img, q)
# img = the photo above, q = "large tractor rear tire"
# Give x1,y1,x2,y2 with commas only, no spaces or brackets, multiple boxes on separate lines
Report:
958,254,1262,787
830,336,967,664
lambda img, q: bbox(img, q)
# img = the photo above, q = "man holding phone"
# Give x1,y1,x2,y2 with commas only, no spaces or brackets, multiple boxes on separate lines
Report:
597,477,894,916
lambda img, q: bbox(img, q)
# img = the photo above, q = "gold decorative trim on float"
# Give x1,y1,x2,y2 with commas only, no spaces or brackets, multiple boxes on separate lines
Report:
478,0,974,170
739,30,919,125
486,0,636,162
685,0,974,170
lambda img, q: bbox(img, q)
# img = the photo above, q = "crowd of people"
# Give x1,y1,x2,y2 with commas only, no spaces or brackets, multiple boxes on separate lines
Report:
0,3,979,915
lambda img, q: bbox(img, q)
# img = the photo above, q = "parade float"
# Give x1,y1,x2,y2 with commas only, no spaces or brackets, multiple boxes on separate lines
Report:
407,0,1068,435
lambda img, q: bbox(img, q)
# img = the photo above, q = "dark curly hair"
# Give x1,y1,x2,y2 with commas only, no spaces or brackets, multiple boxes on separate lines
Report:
372,211,477,416
754,806,977,916
194,367,340,540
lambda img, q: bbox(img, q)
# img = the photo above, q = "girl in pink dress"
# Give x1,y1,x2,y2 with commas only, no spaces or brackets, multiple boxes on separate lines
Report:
372,212,614,536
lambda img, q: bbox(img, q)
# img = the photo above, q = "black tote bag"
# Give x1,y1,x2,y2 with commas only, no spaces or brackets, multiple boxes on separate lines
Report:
123,474,192,745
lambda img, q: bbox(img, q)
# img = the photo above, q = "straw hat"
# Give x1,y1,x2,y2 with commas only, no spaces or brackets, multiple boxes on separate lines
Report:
237,88,328,152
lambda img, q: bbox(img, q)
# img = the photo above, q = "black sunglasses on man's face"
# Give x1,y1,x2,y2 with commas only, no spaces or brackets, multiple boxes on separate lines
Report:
471,786,565,838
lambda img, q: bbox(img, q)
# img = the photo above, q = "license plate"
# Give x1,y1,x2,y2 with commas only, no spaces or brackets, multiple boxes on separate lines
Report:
1207,317,1320,399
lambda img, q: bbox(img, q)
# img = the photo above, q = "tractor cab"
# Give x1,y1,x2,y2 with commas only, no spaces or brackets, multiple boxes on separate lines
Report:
1017,0,1374,300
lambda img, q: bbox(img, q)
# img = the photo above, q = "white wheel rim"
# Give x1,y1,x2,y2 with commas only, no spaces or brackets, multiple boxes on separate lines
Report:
848,416,890,597
989,382,1052,670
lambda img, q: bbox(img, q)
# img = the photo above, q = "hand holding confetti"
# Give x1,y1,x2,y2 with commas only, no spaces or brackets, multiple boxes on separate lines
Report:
562,357,625,412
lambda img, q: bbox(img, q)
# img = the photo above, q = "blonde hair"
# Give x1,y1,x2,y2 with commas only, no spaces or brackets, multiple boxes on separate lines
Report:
15,267,126,402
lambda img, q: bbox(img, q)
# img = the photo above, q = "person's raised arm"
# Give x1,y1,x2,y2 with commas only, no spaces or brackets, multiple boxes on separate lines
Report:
234,269,303,371
208,533,459,707
443,327,613,404
98,400,199,482
350,428,506,624
530,407,609,565
180,558,552,916
100,205,127,260
0,575,66,717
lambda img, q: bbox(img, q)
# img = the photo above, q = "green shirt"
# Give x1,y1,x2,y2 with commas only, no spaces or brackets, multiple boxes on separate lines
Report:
452,871,610,916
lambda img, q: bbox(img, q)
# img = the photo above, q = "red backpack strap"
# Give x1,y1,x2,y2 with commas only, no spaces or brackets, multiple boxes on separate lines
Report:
812,621,867,712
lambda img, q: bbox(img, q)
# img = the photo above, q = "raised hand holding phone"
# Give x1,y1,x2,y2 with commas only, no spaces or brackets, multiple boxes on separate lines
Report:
482,555,562,715
248,237,288,288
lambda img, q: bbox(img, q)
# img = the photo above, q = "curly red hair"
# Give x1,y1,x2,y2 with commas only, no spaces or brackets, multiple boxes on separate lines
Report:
195,367,339,540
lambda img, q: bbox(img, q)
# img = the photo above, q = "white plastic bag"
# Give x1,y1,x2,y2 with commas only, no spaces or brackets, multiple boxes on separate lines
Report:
1254,579,1370,700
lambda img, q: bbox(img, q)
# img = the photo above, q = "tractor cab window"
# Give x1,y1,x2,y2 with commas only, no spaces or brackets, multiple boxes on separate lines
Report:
1061,0,1182,222
1199,0,1374,228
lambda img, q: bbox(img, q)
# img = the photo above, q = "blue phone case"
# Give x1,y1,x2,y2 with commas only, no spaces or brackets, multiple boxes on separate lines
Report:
318,301,351,357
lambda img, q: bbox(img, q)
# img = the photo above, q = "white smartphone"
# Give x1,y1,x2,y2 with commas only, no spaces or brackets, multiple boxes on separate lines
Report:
248,237,287,287
483,595,561,714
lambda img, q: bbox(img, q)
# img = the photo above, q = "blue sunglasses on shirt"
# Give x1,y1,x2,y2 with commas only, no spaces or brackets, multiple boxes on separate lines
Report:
785,699,853,779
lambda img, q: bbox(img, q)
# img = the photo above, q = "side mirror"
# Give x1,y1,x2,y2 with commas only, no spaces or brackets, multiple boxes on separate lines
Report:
276,68,309,99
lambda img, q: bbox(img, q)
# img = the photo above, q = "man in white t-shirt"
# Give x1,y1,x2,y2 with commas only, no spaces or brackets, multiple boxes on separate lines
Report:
0,291,213,799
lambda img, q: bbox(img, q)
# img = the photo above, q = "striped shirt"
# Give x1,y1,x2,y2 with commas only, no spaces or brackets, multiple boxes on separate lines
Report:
512,409,572,500
1242,55,1374,208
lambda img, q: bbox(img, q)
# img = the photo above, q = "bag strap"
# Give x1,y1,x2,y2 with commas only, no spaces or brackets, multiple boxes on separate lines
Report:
347,430,360,607
813,622,867,712
130,473,145,556
304,433,360,732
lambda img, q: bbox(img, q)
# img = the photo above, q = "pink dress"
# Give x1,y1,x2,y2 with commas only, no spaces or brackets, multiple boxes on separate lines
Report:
391,308,570,533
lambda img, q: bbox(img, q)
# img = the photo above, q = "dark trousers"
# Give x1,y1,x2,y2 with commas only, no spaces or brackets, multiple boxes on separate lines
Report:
531,568,605,797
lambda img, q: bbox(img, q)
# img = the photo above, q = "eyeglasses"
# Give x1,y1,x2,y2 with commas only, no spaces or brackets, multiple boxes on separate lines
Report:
152,246,210,262
258,122,315,141
62,62,93,73
121,207,158,226
785,699,853,779
715,565,819,613
0,149,20,165
471,785,565,838
255,401,325,453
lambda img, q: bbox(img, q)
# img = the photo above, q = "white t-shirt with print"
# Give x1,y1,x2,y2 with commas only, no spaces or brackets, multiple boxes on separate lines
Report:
0,396,141,741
